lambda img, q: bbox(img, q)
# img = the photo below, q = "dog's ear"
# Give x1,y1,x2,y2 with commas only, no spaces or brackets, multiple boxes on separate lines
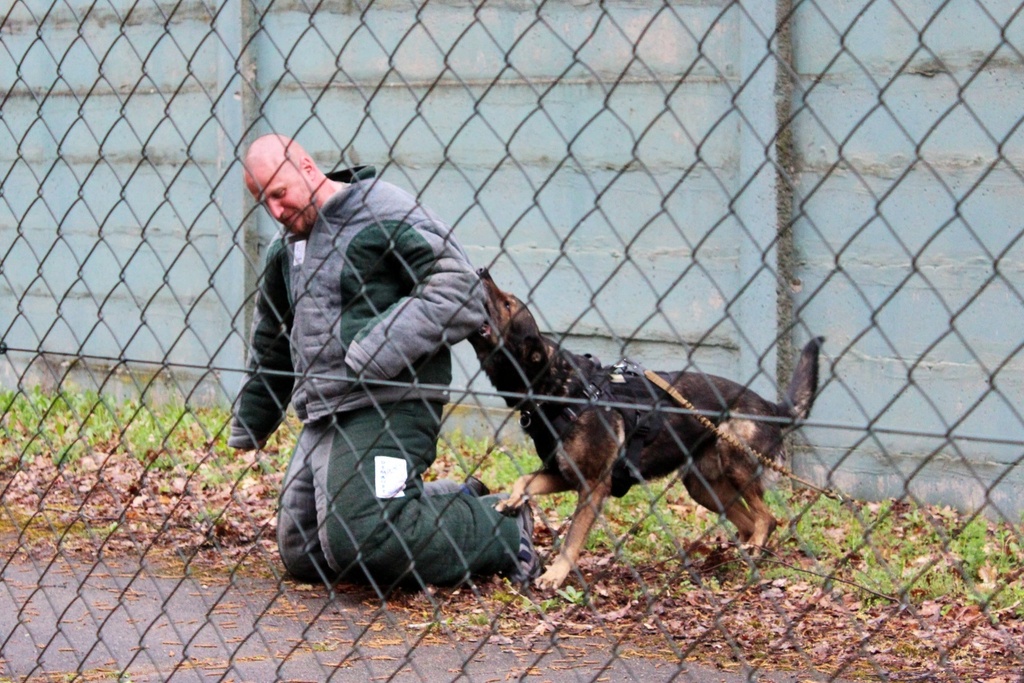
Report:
529,338,545,367
522,333,549,373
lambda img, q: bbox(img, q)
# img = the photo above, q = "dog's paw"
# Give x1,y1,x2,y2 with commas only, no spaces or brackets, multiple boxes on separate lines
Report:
739,542,770,559
534,561,571,591
494,497,524,516
494,492,528,516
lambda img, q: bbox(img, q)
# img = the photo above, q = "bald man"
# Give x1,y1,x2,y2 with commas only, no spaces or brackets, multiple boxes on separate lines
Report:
229,135,539,589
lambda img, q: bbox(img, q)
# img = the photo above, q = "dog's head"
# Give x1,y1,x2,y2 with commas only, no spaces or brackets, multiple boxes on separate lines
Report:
469,268,550,386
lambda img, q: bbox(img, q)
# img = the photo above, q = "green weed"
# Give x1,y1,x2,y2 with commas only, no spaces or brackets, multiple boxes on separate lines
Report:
555,584,586,605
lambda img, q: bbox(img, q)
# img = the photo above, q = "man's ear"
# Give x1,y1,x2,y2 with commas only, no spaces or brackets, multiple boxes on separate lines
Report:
299,154,319,181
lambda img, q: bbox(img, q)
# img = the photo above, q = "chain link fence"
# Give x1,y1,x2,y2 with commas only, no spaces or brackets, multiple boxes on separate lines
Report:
2,0,1023,681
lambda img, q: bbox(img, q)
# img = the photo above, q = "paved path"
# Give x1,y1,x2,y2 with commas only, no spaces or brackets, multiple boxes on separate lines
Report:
1,551,827,682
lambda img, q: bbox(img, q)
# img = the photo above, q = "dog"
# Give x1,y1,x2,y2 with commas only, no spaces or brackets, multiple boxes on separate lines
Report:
469,268,823,590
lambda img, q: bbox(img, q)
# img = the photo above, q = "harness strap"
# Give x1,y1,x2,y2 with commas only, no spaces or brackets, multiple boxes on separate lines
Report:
519,360,650,497
609,406,651,497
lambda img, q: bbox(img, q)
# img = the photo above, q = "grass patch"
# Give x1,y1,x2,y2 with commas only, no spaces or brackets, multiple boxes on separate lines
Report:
0,387,237,469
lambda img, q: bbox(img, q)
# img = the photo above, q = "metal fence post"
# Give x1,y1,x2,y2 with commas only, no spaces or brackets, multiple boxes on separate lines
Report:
773,0,798,390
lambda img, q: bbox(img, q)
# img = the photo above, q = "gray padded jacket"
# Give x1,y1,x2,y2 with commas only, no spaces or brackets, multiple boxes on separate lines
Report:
229,167,485,448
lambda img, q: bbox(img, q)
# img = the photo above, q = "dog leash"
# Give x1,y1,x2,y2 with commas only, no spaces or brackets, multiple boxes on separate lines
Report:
642,369,847,502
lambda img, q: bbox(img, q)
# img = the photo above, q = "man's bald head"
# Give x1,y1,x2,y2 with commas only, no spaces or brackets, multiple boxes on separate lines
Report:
243,135,340,236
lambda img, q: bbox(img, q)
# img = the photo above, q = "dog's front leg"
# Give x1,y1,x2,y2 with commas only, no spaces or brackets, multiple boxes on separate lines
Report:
535,481,611,591
495,470,570,514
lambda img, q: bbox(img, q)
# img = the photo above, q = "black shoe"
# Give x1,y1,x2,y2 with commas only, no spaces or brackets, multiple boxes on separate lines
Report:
509,501,541,586
460,475,491,497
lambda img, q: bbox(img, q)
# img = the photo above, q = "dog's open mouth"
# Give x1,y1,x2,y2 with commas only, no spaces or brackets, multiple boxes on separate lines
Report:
478,322,492,338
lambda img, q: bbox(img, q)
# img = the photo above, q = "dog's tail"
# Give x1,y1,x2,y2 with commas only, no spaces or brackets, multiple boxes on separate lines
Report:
781,336,824,421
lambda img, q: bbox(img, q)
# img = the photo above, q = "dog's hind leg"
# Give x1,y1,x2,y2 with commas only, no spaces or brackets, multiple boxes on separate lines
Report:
536,478,612,591
738,486,777,549
682,473,771,547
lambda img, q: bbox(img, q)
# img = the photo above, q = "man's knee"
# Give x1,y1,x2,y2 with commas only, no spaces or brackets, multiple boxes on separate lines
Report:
278,507,335,583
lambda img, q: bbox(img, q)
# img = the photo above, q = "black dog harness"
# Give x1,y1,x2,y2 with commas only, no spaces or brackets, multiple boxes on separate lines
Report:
519,358,667,498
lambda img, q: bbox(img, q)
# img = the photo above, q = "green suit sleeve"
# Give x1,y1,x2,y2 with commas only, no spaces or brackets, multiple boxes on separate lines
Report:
229,240,295,449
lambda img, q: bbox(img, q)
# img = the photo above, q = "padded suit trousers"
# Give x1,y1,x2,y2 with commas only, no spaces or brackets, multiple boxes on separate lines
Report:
276,400,520,588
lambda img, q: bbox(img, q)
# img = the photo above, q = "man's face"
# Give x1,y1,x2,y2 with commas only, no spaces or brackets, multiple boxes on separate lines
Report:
246,155,319,237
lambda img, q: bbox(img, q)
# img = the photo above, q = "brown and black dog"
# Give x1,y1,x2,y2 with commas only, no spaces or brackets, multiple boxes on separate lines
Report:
469,268,823,590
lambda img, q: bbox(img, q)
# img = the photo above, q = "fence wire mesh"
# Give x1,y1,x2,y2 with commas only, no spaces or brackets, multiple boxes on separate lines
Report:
2,1,1023,681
